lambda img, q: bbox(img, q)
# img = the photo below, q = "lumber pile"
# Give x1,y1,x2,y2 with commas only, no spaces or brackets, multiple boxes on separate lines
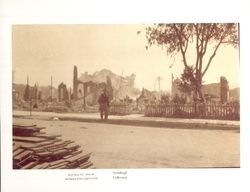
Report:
13,124,93,169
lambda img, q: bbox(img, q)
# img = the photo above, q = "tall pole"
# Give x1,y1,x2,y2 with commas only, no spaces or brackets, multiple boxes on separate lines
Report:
69,87,71,103
73,66,78,100
158,78,160,91
51,76,53,102
156,76,162,91
28,76,32,116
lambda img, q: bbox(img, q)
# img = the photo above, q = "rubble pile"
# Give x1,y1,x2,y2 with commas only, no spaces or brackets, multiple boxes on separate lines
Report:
13,124,93,169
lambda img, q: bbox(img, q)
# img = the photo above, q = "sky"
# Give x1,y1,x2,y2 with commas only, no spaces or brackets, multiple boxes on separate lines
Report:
12,24,240,91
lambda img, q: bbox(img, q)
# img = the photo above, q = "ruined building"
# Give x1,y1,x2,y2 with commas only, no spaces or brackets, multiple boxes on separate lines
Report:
73,66,112,108
58,82,69,102
23,77,40,102
136,88,157,110
220,76,229,103
78,69,140,100
171,76,230,103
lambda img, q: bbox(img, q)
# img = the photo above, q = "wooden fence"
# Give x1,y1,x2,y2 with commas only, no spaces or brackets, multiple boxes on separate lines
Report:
145,103,240,120
109,104,133,115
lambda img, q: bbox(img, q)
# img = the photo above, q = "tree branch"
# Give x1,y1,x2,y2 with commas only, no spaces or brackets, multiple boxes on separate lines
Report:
202,39,223,77
184,38,189,53
195,24,200,72
173,24,188,68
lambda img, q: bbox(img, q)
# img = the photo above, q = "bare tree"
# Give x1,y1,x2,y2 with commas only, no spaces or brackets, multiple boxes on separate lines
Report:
145,23,238,102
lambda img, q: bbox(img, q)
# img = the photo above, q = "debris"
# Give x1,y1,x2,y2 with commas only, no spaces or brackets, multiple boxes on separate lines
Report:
51,117,59,121
13,123,93,169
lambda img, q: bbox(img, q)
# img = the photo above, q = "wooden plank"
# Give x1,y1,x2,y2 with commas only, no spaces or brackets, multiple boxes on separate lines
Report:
78,161,93,169
14,150,33,162
64,143,80,151
52,149,70,158
63,150,83,159
13,124,37,128
36,151,53,158
17,140,61,149
20,140,66,153
17,155,34,167
13,148,25,157
13,125,46,130
21,161,38,169
35,134,61,139
13,126,39,131
13,136,53,143
49,162,69,169
46,140,73,151
13,123,93,169
28,147,47,153
13,144,21,152
66,152,91,168
13,131,37,136
32,162,50,169
77,153,91,164
49,159,68,167
64,153,87,163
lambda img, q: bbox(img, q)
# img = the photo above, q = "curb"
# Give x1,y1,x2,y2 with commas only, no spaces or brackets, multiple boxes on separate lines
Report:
13,115,240,131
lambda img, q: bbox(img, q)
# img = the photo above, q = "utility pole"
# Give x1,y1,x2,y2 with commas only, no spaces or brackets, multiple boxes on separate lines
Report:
158,78,160,91
51,76,53,102
27,76,32,116
171,73,174,96
156,76,162,91
69,87,71,104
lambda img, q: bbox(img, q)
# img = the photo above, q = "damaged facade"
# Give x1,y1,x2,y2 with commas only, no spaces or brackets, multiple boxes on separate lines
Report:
73,66,113,109
58,82,69,102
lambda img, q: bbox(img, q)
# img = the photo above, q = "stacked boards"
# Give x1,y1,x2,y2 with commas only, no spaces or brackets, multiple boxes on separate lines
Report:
13,124,93,169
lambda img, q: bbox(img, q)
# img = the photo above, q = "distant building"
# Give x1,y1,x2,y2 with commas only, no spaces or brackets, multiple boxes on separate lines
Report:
171,78,192,102
220,76,229,103
171,76,230,103
229,87,240,101
23,83,39,102
12,83,57,102
58,82,69,102
136,88,156,110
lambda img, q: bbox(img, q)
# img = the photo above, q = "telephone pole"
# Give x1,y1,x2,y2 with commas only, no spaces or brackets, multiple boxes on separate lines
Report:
27,76,32,116
156,76,162,91
51,76,53,102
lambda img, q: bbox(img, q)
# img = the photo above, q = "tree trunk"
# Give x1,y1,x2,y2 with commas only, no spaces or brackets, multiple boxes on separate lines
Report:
195,75,206,117
195,72,205,103
193,72,205,116
197,84,205,102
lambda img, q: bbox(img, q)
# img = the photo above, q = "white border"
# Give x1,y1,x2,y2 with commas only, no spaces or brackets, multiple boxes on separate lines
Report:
1,1,250,192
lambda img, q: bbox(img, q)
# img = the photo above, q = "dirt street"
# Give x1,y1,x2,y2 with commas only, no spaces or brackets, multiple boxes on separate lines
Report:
13,118,240,168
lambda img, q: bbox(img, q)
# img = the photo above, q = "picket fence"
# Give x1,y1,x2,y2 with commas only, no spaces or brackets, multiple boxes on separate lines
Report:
145,103,240,120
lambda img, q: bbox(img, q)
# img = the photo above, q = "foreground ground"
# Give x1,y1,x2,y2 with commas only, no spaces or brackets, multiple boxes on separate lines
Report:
13,116,240,168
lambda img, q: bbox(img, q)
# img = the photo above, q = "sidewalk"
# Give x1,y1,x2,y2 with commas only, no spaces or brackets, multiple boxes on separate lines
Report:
13,110,240,130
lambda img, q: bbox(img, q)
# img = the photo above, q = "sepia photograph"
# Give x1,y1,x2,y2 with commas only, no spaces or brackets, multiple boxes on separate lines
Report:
12,24,240,169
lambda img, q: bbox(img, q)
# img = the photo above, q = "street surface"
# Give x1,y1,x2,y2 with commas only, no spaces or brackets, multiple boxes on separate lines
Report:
13,116,240,168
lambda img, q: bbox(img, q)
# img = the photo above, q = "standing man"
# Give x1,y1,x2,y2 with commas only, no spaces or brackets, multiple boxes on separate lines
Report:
98,89,110,120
